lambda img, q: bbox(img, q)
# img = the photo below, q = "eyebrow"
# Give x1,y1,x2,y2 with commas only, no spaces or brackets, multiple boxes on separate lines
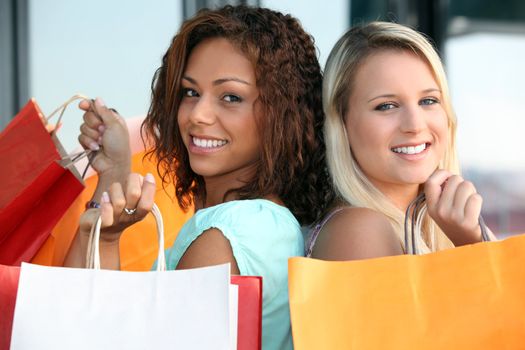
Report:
182,76,251,86
367,88,442,103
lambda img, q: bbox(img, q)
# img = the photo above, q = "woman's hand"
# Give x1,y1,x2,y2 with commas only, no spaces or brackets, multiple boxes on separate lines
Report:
78,98,131,175
424,169,483,246
78,97,132,201
79,173,157,242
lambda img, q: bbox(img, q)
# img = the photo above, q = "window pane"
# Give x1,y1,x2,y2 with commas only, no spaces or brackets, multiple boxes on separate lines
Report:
29,0,182,151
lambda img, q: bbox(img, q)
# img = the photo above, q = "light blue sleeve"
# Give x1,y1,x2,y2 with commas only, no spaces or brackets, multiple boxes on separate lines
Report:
163,199,303,350
165,199,303,300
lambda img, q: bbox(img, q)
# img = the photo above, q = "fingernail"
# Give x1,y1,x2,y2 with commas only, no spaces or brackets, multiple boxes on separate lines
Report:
98,125,105,133
97,136,103,145
101,192,110,203
95,97,106,108
89,142,100,151
145,173,155,184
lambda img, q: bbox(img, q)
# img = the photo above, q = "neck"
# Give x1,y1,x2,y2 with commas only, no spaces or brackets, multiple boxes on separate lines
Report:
373,181,420,212
200,165,257,208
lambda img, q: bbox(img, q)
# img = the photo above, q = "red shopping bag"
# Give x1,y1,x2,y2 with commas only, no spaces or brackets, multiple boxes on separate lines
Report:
232,276,262,350
0,99,85,265
0,264,20,350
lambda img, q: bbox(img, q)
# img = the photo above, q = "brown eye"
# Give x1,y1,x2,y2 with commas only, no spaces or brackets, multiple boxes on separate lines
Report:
182,88,198,98
223,94,242,103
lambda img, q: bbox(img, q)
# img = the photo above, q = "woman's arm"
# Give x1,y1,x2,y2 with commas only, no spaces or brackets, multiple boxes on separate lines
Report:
176,228,241,274
311,207,403,261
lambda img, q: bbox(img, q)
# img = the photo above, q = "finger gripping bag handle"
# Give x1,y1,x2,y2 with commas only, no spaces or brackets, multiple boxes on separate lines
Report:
85,203,166,271
404,193,490,255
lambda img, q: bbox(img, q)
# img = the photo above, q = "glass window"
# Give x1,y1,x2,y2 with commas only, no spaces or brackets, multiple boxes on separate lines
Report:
29,0,182,151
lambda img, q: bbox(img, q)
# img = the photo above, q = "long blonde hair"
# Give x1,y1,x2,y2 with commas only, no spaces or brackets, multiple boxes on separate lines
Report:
323,21,458,252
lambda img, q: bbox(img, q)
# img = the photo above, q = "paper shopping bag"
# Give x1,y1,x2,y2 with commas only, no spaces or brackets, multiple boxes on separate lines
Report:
0,273,262,350
10,204,233,350
288,233,525,350
232,276,262,350
0,265,20,350
11,263,232,350
0,99,85,265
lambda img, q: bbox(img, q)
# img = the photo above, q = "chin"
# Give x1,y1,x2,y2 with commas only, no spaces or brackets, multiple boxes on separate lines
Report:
400,173,434,185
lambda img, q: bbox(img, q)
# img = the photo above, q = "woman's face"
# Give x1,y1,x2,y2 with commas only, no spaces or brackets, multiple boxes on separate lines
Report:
345,49,448,197
178,37,261,183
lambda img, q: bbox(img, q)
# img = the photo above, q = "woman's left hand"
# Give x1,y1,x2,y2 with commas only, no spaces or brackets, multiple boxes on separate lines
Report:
424,169,483,246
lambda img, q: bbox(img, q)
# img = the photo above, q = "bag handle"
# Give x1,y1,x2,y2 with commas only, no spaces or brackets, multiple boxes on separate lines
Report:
45,94,88,128
85,203,167,271
44,94,97,179
404,193,490,255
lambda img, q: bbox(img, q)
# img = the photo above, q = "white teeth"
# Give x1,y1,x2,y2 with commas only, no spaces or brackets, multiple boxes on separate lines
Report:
392,143,427,155
192,137,227,148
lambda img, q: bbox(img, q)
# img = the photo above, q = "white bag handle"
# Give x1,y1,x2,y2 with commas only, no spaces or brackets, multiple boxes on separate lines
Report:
85,203,167,271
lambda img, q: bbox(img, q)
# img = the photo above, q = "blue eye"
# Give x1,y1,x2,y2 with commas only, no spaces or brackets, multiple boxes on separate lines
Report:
375,102,396,111
223,94,242,103
182,88,198,98
420,97,439,106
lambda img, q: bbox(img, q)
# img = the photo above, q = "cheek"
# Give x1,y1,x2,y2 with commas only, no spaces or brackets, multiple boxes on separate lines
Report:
177,104,190,127
433,112,449,148
347,118,390,158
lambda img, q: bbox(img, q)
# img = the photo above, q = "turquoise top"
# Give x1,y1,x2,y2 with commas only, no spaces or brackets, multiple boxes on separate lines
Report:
165,199,303,350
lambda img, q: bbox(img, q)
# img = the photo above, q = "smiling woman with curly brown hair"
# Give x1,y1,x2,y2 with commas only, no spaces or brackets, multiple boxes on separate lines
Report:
66,5,333,349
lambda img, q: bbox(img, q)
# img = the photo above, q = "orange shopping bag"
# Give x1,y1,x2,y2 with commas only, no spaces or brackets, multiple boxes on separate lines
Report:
289,214,525,350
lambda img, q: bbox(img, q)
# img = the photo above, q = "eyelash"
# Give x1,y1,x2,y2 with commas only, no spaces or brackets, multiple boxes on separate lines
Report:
375,102,397,111
374,97,440,111
222,94,242,103
181,89,242,103
419,97,439,106
182,88,198,98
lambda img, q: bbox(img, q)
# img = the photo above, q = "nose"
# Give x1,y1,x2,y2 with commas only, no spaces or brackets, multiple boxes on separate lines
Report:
188,95,215,125
399,105,426,134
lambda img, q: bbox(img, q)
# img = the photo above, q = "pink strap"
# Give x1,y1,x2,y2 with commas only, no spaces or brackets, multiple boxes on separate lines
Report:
305,207,346,257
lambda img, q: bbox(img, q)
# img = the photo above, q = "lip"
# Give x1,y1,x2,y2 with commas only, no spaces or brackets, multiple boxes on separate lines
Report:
391,141,430,149
188,134,228,154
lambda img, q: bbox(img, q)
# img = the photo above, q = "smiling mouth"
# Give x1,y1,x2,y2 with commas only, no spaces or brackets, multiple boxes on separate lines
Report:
192,136,228,148
391,143,429,155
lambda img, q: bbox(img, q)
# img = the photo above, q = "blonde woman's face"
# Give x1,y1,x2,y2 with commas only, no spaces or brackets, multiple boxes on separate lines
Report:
344,49,448,196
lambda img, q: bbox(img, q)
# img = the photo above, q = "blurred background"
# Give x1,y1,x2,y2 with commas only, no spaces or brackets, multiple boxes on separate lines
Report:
1,0,524,237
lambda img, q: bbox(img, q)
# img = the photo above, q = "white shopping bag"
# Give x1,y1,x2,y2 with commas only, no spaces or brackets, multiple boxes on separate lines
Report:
10,204,235,350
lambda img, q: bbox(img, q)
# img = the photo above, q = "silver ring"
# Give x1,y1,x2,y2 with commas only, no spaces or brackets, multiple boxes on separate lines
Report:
123,208,137,215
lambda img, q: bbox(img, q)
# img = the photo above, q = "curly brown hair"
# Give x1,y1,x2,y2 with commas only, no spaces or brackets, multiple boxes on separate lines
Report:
142,5,334,225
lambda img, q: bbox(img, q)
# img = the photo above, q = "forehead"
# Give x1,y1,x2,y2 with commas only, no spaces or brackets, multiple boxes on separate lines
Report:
352,49,438,96
184,37,255,81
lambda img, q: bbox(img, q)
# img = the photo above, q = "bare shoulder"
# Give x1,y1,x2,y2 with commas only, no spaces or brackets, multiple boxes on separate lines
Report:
311,207,403,261
176,228,240,274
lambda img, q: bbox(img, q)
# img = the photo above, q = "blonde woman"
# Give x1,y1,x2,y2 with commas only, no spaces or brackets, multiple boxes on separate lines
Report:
307,21,494,260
